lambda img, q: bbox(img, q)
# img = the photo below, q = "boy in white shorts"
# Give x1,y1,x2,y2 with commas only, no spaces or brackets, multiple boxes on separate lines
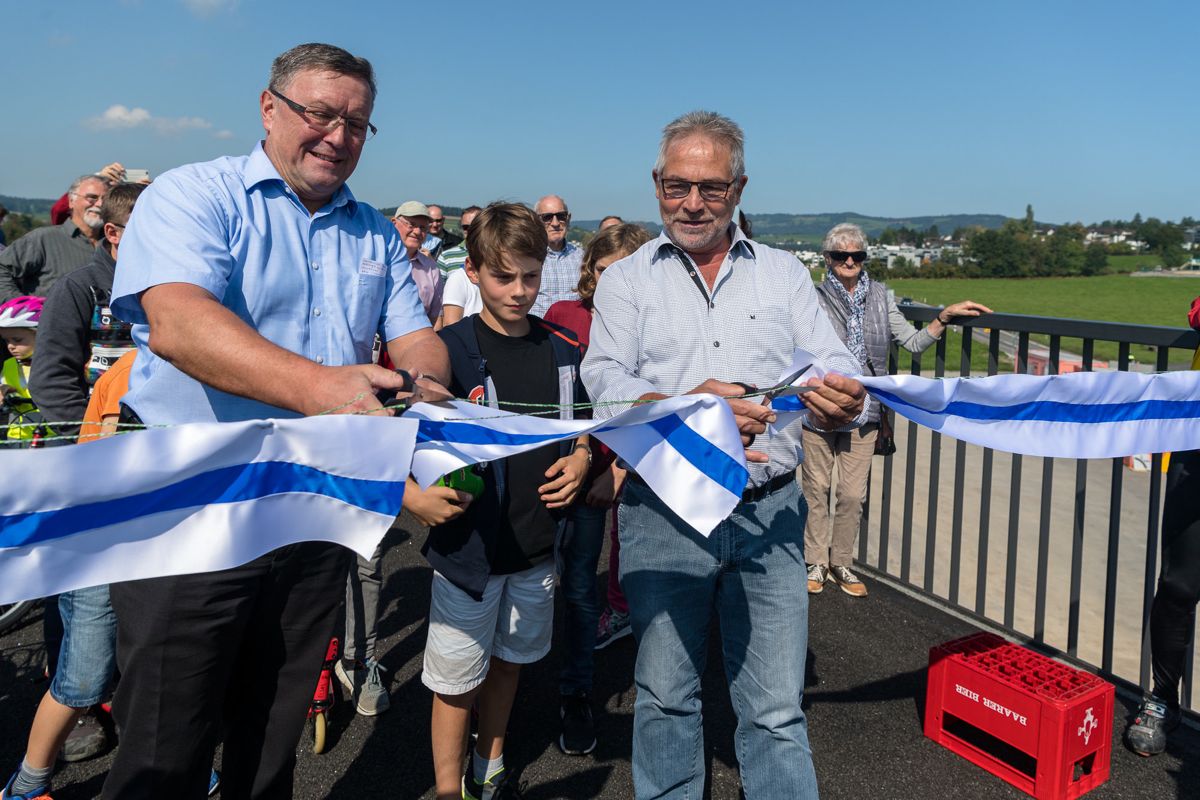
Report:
421,202,591,800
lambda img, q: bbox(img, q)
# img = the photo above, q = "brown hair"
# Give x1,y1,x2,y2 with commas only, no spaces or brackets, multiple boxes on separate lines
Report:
466,202,548,275
577,223,651,302
269,43,377,101
101,182,147,228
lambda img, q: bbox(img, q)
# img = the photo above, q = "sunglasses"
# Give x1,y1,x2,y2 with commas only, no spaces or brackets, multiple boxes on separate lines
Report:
827,250,868,264
539,212,569,224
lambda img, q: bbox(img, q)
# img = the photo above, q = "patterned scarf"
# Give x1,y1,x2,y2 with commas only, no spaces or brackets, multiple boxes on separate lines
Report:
826,267,872,370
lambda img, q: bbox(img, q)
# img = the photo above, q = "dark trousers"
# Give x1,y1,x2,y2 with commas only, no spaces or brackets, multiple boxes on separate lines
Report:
1150,449,1200,708
102,542,353,800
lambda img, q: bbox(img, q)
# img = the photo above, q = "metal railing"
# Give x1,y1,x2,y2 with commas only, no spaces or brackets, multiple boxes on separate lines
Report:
860,304,1200,712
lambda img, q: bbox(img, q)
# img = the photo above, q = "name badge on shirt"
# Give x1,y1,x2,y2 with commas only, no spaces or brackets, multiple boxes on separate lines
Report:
359,258,385,277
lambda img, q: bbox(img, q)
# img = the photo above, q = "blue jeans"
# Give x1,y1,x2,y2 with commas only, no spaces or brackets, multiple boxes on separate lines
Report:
619,479,818,800
50,584,117,707
557,502,608,694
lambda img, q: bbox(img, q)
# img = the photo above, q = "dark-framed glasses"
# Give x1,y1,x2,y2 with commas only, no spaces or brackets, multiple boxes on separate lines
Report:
269,87,377,141
659,178,736,201
826,250,868,264
539,212,569,224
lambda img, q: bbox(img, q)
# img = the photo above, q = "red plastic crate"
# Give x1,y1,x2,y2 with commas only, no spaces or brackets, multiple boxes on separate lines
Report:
924,633,1114,799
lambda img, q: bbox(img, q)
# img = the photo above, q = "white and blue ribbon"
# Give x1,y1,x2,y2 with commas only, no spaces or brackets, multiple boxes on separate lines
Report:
771,349,1200,459
0,415,417,604
406,395,748,536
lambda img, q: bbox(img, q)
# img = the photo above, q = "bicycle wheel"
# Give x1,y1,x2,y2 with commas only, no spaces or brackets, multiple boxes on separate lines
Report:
0,600,34,635
311,711,327,755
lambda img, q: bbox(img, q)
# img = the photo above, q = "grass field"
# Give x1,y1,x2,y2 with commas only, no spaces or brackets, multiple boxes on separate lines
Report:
885,274,1200,368
1107,253,1164,272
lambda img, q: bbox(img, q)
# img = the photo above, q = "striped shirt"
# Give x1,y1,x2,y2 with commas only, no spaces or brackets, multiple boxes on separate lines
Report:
436,242,469,276
530,240,582,317
581,225,864,488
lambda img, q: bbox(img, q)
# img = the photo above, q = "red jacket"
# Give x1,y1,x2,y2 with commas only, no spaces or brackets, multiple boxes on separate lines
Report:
1189,296,1200,331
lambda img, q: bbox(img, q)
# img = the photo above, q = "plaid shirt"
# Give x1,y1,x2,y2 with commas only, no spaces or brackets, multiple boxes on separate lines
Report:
582,225,865,488
530,241,582,317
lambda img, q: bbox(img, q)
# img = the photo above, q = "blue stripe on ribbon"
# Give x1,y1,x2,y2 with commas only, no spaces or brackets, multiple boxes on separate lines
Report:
771,396,805,413
0,462,404,550
870,387,1200,424
416,420,561,447
646,415,748,498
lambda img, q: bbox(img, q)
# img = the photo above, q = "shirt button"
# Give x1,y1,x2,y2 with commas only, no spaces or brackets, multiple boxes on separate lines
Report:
313,308,321,317
315,356,325,365
312,261,320,270
713,341,720,348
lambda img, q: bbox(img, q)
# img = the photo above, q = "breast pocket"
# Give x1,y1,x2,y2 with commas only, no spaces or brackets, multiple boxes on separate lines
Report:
347,275,387,360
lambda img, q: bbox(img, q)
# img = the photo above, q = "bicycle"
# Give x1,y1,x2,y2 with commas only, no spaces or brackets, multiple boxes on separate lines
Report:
307,636,339,754
0,599,37,634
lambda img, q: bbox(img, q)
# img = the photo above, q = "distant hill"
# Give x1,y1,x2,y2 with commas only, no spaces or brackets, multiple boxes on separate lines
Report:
0,195,56,218
577,212,1013,241
742,212,1012,240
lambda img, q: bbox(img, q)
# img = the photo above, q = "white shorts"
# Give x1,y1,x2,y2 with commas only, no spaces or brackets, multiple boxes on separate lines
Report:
422,560,556,695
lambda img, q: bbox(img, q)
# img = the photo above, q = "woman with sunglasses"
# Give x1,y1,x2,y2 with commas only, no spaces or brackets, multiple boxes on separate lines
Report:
802,223,990,598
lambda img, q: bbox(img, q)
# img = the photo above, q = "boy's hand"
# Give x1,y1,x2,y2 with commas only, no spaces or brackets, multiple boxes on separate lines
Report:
402,478,472,527
585,463,627,507
539,447,590,509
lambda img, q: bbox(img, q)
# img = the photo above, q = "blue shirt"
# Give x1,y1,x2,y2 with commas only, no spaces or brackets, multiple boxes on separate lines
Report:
112,143,430,424
530,241,582,317
581,225,866,488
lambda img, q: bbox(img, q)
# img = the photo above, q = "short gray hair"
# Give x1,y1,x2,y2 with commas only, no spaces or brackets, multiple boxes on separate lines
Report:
268,42,377,101
654,110,745,180
68,174,111,196
823,223,868,252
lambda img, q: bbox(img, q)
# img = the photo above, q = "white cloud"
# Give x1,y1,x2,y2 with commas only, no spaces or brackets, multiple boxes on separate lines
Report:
85,104,221,136
181,0,238,17
214,129,236,140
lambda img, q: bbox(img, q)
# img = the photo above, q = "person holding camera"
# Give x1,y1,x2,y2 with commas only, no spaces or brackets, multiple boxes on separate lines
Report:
802,222,991,598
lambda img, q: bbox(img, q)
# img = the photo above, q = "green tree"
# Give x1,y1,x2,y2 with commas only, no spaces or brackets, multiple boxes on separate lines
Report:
1082,242,1108,275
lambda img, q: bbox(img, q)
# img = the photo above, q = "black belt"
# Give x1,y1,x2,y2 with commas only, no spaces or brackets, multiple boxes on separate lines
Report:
629,471,794,504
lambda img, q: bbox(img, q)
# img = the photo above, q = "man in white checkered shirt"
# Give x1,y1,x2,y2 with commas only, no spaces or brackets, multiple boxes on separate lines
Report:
530,194,582,316
581,110,867,800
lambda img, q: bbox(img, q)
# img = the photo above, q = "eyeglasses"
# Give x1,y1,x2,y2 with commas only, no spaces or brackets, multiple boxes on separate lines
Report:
269,87,377,141
395,216,430,230
658,178,736,201
826,250,868,264
539,211,569,224
461,224,472,233
72,193,105,205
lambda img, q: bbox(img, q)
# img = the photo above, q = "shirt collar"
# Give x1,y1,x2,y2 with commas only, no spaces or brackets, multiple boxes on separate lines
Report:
62,219,89,239
243,141,357,214
651,223,757,264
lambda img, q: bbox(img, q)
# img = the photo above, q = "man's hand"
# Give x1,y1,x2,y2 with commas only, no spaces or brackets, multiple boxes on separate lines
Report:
402,478,472,527
801,373,866,430
687,379,776,464
97,162,125,184
306,364,415,417
403,373,454,406
585,463,627,507
539,447,590,509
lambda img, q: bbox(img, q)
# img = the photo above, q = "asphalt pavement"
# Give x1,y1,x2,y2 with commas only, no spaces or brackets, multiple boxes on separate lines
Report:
2,512,1198,799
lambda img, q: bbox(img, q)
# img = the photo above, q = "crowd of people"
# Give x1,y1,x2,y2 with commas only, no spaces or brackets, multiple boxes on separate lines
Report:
0,40,1195,800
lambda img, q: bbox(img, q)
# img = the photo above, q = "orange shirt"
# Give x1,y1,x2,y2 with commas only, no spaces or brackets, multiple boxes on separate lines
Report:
80,351,135,443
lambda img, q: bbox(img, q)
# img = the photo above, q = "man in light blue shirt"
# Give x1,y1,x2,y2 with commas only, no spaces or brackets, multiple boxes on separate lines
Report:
531,194,582,316
582,111,866,800
103,43,453,800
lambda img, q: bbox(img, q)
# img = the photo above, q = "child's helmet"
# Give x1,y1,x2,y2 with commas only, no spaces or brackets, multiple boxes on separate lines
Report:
0,296,45,328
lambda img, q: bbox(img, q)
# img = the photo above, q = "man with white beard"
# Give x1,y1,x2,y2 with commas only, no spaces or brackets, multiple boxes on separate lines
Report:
0,175,110,301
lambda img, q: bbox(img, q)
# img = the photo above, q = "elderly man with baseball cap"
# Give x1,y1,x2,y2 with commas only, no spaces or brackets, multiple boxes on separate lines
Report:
392,200,445,327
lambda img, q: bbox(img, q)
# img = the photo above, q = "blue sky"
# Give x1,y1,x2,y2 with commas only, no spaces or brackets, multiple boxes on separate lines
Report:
2,0,1195,224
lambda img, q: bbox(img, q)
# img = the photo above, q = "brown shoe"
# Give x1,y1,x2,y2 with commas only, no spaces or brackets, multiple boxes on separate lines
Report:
806,563,829,594
830,565,868,597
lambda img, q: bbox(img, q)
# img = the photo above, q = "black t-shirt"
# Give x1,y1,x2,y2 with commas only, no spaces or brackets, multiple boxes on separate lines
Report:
473,316,562,573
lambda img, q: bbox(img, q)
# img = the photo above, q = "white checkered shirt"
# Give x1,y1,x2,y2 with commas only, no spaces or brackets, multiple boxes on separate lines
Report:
531,241,582,317
582,225,865,487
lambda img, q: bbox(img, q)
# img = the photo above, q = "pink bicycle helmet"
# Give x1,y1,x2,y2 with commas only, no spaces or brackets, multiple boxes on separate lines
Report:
0,296,45,328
